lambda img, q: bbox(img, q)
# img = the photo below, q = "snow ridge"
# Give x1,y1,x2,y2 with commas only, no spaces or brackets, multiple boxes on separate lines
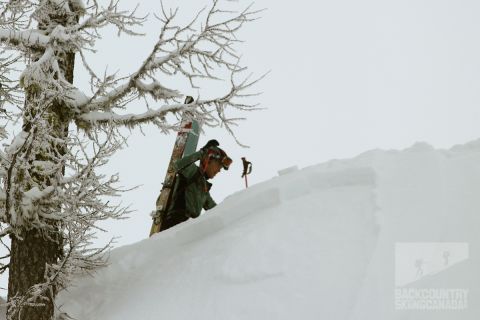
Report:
57,139,480,320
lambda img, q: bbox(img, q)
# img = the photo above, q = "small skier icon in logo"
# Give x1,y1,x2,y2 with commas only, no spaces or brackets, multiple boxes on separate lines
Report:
415,258,424,278
443,251,450,267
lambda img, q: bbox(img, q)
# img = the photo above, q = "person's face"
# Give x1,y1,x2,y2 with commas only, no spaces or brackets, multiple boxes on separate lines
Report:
205,159,222,179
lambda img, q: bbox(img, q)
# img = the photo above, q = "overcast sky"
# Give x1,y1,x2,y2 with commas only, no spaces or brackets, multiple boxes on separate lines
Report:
67,0,480,247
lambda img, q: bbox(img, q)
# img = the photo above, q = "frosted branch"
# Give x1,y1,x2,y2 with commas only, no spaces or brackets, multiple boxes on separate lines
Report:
0,28,49,49
76,102,197,128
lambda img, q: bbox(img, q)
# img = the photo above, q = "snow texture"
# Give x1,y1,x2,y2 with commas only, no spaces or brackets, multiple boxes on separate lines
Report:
56,139,480,320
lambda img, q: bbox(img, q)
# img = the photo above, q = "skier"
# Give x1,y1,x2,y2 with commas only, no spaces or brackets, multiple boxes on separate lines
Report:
415,258,424,278
159,139,232,231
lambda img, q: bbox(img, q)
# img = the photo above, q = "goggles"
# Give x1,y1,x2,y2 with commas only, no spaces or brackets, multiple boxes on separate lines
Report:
207,148,232,170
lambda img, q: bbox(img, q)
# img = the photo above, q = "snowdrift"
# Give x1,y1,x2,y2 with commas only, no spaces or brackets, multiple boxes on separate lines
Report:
57,140,480,320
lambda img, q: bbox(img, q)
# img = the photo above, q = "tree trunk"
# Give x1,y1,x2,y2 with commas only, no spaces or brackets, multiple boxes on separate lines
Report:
7,57,75,320
7,230,63,320
7,6,77,317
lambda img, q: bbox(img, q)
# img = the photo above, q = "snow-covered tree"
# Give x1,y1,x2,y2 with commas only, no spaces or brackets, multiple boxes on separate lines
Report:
0,0,262,319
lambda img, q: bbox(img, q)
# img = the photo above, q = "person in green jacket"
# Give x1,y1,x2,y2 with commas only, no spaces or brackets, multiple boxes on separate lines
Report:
160,139,232,231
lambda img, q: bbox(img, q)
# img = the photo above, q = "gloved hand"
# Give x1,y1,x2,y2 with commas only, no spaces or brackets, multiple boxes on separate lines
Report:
201,139,220,152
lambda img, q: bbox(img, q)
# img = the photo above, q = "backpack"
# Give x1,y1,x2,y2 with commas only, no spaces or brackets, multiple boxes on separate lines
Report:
168,170,202,214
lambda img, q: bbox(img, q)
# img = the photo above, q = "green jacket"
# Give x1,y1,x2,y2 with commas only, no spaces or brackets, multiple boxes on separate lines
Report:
167,150,217,218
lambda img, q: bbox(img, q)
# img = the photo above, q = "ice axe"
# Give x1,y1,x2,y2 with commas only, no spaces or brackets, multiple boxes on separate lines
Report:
241,157,252,188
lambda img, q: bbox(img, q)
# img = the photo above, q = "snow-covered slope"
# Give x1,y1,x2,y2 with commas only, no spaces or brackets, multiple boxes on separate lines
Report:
57,140,480,320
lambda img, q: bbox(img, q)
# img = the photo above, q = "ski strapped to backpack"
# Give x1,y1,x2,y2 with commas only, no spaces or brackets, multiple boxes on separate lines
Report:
149,96,200,236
